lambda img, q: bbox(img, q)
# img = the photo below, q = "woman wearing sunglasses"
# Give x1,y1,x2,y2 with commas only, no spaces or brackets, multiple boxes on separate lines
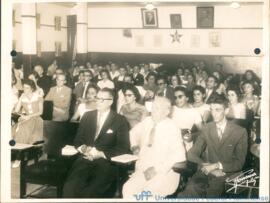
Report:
171,86,202,152
119,84,148,128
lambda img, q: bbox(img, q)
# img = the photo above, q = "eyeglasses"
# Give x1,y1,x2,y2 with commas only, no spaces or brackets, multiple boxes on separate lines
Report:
124,94,134,97
157,82,165,86
96,97,113,102
174,95,185,100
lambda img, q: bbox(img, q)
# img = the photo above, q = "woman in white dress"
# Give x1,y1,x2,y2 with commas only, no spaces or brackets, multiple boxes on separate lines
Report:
171,86,202,152
70,85,99,121
97,69,115,89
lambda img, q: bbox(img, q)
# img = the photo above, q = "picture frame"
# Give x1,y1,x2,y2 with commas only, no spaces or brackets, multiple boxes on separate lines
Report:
197,7,214,28
170,14,182,28
141,8,158,28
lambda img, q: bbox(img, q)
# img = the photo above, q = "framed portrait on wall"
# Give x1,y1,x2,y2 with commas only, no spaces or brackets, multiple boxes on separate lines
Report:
55,41,61,56
54,16,61,31
170,14,182,28
197,7,214,28
141,8,158,28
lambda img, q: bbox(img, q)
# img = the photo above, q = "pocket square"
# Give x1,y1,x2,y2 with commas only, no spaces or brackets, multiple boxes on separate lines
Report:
106,129,114,134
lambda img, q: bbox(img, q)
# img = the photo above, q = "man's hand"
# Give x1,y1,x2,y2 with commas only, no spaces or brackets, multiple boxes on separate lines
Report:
201,163,219,175
144,166,157,181
131,146,140,155
209,169,225,177
90,148,106,160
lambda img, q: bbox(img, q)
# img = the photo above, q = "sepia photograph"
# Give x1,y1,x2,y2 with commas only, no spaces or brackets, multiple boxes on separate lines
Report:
1,0,269,202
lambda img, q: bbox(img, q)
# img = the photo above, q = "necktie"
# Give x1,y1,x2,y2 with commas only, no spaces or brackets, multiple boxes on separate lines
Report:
82,83,87,98
147,124,156,147
217,126,223,141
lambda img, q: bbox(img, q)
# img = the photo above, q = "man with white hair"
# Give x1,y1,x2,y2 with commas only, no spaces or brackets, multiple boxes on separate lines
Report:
122,97,186,199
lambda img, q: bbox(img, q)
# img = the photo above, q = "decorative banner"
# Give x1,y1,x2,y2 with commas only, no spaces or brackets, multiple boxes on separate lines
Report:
123,29,132,38
191,34,200,48
153,35,162,47
209,32,221,47
135,35,144,47
170,30,182,43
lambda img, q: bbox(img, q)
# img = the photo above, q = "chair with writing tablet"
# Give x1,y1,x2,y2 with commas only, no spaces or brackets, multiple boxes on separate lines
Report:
19,121,79,198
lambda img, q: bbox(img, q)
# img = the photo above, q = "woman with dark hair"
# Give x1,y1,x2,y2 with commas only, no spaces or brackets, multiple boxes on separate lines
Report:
186,73,196,93
12,79,44,167
226,86,246,119
97,69,115,89
119,85,148,128
170,74,182,89
71,85,99,121
241,70,261,95
213,71,226,95
143,72,158,101
192,85,211,123
28,71,45,97
241,81,260,115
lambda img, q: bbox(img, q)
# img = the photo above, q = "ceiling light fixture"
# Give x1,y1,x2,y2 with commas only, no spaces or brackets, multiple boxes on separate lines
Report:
230,1,241,9
145,2,155,11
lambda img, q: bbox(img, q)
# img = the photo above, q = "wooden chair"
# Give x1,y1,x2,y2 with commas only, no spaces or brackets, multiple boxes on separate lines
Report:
19,121,79,198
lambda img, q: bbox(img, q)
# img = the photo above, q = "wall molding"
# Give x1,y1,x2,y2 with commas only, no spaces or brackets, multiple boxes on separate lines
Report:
87,27,263,30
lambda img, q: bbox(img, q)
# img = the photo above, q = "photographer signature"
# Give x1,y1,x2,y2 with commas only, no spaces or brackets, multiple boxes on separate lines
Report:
225,169,259,193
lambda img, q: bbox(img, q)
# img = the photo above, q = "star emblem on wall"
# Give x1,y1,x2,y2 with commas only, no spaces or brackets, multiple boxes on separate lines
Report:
170,30,182,43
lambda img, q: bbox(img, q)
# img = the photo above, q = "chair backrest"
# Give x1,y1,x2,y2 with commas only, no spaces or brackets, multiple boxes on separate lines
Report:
43,121,79,158
41,100,54,120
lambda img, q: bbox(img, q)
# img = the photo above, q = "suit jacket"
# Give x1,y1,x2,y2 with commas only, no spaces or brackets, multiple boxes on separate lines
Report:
155,86,175,104
187,121,248,174
73,82,91,100
133,73,144,86
74,110,131,159
45,85,72,121
205,90,225,104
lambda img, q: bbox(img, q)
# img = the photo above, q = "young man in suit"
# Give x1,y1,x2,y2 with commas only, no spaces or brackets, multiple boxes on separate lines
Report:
45,73,72,121
205,75,220,104
155,75,175,104
73,70,93,102
63,88,130,198
132,65,144,86
177,94,248,198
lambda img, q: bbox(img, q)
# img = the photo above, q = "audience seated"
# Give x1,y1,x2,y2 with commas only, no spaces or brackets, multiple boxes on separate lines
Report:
119,84,148,128
155,75,175,104
241,81,260,115
177,94,248,198
45,74,72,121
109,63,120,80
34,65,52,96
205,75,222,104
132,66,144,86
122,97,186,199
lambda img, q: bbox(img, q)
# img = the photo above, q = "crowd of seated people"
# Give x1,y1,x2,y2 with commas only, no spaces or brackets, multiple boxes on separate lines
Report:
11,59,261,198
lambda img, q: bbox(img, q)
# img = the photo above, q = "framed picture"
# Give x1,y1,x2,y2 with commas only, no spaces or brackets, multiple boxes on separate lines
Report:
197,7,214,28
170,14,182,28
54,16,61,31
141,8,158,28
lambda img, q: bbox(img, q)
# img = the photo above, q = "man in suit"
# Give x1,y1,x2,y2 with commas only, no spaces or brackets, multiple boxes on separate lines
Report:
205,75,221,104
45,73,72,121
155,75,175,104
132,66,144,86
177,94,248,198
63,88,130,198
73,70,93,103
34,65,52,96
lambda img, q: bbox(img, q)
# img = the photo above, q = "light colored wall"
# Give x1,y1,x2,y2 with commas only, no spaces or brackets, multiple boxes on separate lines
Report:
87,3,263,56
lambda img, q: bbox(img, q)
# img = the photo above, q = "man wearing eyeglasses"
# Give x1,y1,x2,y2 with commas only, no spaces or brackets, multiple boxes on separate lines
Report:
63,88,130,198
155,75,175,104
177,95,248,198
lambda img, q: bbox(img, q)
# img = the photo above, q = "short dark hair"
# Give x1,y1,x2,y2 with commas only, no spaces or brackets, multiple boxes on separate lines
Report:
22,79,37,92
156,74,167,84
208,75,219,83
174,86,189,97
123,84,141,102
208,93,228,107
193,85,206,95
226,85,241,98
99,88,115,99
87,84,100,93
100,69,112,80
146,71,157,82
